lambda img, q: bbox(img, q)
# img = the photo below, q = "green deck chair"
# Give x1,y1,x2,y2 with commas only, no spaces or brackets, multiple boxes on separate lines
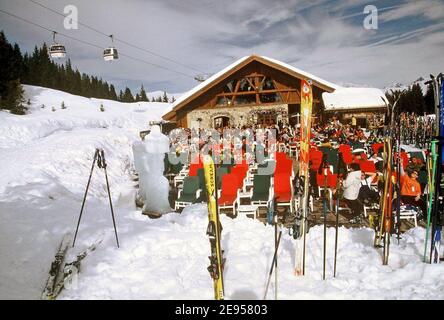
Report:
175,176,201,210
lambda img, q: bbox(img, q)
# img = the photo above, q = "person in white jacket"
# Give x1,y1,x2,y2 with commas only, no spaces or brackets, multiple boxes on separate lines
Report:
341,163,364,222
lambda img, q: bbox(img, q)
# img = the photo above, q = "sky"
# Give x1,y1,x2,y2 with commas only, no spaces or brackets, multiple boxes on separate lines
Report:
0,0,443,95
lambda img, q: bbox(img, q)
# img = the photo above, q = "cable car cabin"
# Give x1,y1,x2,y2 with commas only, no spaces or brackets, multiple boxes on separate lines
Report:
103,48,118,61
49,44,66,58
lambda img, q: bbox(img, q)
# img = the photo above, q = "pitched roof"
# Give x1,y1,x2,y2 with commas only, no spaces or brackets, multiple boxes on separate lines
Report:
322,87,388,111
163,55,339,121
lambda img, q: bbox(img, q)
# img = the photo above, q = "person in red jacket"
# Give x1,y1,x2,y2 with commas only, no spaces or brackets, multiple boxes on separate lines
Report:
400,168,426,216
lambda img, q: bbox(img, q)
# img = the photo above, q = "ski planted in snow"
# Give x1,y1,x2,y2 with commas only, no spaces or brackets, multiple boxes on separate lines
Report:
203,155,225,300
374,136,394,265
429,74,444,263
293,79,313,276
424,140,438,262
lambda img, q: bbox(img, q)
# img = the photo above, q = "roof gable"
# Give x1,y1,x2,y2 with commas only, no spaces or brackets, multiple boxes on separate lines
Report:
163,55,339,121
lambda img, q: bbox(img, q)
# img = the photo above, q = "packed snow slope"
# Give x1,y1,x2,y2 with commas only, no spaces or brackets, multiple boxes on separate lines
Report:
0,85,443,300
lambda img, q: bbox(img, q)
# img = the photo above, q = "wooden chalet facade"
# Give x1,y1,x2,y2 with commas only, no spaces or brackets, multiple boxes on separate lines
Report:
162,55,338,129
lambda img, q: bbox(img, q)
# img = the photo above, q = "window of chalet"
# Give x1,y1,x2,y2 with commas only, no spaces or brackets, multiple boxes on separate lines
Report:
260,92,282,103
260,77,275,90
216,96,229,105
216,75,286,107
223,80,237,93
234,94,256,105
238,78,255,92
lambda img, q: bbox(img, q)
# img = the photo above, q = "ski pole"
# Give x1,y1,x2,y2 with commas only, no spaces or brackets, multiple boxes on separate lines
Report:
424,141,436,262
274,213,278,300
333,153,341,278
73,149,99,247
263,230,282,300
396,129,401,245
333,191,339,277
323,168,328,280
99,150,120,248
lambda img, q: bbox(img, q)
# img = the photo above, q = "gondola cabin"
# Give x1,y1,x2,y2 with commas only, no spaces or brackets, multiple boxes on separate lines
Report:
49,44,66,59
103,48,119,61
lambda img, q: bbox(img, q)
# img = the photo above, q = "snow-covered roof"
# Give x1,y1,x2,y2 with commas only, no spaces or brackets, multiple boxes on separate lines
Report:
260,55,339,91
322,87,387,111
171,56,250,109
168,55,339,116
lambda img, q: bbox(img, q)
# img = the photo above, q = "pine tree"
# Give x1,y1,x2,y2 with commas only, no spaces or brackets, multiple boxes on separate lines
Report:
0,32,26,114
109,85,118,101
4,80,26,114
170,96,176,103
151,97,155,102
140,85,148,102
122,87,135,103
119,90,124,101
135,93,141,102
162,91,168,103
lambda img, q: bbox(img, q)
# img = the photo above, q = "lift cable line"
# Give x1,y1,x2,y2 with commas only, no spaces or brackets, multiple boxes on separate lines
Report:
0,8,196,79
27,0,206,74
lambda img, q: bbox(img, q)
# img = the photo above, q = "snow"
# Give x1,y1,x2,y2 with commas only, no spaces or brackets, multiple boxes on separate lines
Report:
322,87,387,111
146,90,183,102
384,77,429,95
1,85,443,300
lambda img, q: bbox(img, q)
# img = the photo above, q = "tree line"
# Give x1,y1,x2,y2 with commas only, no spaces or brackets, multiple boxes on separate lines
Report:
385,81,436,115
0,31,174,114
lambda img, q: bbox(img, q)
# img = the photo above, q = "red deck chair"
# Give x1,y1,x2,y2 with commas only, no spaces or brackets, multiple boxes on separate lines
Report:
400,152,409,170
231,165,248,189
309,149,323,171
218,174,239,216
316,169,336,188
340,150,353,165
188,162,203,177
274,173,293,213
275,152,287,162
372,143,384,155
275,158,293,176
339,144,351,154
316,170,337,210
360,160,376,173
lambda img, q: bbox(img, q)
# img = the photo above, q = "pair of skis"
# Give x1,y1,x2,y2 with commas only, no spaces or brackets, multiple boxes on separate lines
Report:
42,234,103,300
292,80,340,278
203,156,225,300
424,74,444,264
374,92,404,265
376,137,393,265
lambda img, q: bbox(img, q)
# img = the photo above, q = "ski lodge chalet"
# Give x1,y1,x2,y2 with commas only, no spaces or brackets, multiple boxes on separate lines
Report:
162,55,386,129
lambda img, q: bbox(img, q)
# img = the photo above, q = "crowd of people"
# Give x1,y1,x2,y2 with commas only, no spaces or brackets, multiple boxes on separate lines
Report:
166,114,429,224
